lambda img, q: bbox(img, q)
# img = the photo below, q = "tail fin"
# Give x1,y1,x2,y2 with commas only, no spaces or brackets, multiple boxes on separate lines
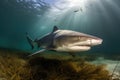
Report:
26,32,34,49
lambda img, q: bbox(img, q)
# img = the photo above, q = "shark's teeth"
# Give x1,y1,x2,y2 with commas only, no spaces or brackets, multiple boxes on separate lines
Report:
54,45,91,52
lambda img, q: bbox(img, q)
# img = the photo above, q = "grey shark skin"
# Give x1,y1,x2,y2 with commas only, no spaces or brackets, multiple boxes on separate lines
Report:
26,26,103,56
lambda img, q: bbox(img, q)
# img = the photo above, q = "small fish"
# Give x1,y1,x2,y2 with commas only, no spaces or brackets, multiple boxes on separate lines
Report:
74,9,79,12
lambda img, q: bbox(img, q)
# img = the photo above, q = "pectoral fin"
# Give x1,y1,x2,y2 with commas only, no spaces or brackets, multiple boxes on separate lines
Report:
28,49,46,57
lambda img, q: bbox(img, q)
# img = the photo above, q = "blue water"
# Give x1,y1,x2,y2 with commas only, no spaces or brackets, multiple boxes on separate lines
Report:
0,0,120,54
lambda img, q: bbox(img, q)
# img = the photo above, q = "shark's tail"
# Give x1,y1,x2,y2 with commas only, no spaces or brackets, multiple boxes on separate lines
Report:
26,32,35,49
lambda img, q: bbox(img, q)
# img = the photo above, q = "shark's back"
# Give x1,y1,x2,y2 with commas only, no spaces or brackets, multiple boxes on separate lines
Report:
54,30,98,39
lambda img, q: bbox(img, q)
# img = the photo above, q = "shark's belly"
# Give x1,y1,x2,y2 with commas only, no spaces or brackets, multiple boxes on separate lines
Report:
54,45,91,52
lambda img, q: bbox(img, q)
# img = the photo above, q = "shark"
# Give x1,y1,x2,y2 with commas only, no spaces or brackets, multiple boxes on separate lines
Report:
26,26,103,57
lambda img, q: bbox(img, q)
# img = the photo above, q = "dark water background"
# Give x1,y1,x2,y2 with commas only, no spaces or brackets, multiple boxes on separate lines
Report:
0,0,120,54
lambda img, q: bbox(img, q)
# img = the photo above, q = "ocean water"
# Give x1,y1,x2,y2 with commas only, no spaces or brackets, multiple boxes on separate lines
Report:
0,0,120,79
0,0,120,53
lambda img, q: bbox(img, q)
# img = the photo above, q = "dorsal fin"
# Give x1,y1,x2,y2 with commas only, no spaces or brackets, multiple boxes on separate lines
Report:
52,26,59,32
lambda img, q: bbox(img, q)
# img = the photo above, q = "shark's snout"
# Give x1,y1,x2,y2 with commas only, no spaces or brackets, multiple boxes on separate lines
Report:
90,38,103,46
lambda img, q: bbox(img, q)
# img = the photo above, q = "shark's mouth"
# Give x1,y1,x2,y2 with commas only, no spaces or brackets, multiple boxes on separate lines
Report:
75,45,91,50
68,45,91,52
58,44,91,52
55,45,91,52
64,42,92,52
68,41,92,47
78,44,91,47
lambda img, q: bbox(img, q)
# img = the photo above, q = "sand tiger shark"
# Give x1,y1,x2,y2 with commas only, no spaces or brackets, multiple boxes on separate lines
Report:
26,26,103,57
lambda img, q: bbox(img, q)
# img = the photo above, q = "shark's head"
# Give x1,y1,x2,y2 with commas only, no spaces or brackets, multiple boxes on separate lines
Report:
54,34,103,52
83,35,103,46
53,27,103,52
68,33,102,45
65,34,103,52
77,35,103,51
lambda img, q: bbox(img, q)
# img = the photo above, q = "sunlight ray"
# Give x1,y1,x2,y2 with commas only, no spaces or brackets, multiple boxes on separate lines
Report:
106,0,120,19
96,0,111,21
